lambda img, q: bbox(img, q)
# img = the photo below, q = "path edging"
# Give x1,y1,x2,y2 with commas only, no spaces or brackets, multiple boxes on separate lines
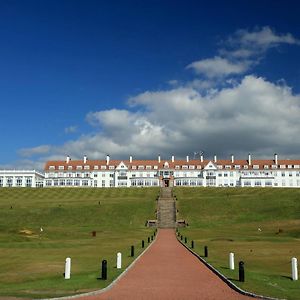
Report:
41,234,158,300
177,236,286,300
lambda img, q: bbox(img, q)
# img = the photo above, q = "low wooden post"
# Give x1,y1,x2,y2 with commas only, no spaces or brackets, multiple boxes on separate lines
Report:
142,240,145,248
191,240,194,249
117,252,122,269
292,257,298,281
239,261,245,282
229,252,235,270
131,245,135,257
102,260,107,280
204,246,208,258
64,257,71,279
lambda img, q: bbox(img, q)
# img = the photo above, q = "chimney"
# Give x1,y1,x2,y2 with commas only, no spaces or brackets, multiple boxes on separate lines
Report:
106,154,110,165
171,155,175,163
248,153,252,166
186,155,189,163
214,155,217,163
83,155,87,164
200,154,204,163
231,154,234,164
66,155,70,164
158,154,161,163
274,153,278,165
129,155,133,163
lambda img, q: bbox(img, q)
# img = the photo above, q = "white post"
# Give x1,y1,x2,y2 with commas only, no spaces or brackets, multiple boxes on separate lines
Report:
292,257,298,281
229,252,235,270
117,252,122,269
65,257,71,279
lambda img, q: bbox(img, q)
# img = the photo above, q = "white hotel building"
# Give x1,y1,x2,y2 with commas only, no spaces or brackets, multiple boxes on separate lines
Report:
0,170,45,188
41,154,300,188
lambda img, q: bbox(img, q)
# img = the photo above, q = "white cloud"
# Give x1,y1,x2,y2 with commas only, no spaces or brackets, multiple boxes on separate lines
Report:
18,75,300,168
18,145,50,157
188,26,300,78
186,56,248,78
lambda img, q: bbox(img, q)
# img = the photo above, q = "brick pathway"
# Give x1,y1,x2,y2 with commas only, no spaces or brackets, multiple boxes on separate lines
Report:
81,229,253,300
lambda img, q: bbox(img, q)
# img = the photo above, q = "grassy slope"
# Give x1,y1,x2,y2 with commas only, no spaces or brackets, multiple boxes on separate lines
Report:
0,188,158,298
175,187,300,300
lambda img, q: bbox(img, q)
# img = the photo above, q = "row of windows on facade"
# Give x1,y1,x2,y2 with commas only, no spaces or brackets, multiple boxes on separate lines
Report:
45,179,159,187
46,170,300,179
49,163,300,171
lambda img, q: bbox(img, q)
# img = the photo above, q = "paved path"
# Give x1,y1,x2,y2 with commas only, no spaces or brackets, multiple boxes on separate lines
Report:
82,229,253,300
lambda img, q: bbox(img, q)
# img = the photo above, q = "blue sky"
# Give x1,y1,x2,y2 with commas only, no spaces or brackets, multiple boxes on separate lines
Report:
1,0,300,170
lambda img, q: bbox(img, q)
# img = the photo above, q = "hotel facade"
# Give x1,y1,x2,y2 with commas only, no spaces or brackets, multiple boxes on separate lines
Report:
41,154,300,188
1,154,300,188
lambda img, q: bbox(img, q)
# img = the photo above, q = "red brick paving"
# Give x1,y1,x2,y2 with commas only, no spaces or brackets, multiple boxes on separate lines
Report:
81,229,253,300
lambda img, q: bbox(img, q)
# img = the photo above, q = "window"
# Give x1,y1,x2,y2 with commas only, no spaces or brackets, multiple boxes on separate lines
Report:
101,165,107,170
264,165,269,169
243,165,248,169
76,166,83,170
138,165,144,170
109,173,114,178
68,166,73,170
84,165,90,170
146,165,152,170
82,180,89,186
234,165,241,169
58,166,65,170
109,166,115,170
255,181,261,186
49,166,55,170
102,180,105,187
94,166,99,170
225,165,231,169
175,165,180,169
182,165,188,169
25,177,32,187
16,177,22,186
46,180,52,186
253,165,259,169
189,165,195,169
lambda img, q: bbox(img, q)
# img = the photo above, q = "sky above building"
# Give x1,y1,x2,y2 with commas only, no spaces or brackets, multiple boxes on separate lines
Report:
1,0,300,170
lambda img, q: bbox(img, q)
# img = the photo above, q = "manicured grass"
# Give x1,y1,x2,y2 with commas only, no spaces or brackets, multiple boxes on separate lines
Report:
175,187,300,300
0,187,158,298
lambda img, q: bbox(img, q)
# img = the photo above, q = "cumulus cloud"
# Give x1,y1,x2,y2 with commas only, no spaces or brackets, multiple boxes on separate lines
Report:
18,145,51,157
18,75,300,168
188,26,300,78
186,56,249,78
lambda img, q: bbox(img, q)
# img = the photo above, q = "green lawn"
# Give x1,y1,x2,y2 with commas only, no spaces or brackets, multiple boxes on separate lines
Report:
0,187,158,298
175,187,300,300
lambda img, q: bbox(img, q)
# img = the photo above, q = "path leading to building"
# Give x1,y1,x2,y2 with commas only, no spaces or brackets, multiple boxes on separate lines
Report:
82,229,253,300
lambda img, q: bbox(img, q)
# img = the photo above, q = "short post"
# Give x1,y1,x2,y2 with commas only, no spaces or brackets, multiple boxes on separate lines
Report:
292,257,298,281
92,231,96,237
229,252,235,270
64,257,71,279
102,259,107,280
154,231,156,236
204,246,208,258
151,235,153,241
239,261,245,282
184,237,187,243
180,235,183,241
131,245,135,257
148,237,150,243
142,240,145,248
191,240,194,249
117,252,122,269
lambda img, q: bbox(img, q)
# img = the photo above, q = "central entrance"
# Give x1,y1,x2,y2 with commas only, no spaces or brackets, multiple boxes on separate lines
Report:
164,179,169,187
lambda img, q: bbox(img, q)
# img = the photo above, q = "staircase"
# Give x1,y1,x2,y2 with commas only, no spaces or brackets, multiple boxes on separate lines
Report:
157,187,176,228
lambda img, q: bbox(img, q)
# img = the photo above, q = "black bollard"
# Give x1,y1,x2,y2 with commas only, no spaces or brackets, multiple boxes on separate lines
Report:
131,245,135,257
204,246,208,257
184,237,187,243
191,240,194,249
151,235,153,241
148,237,150,243
180,235,183,241
142,240,145,248
239,261,245,282
101,260,107,280
154,231,156,236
